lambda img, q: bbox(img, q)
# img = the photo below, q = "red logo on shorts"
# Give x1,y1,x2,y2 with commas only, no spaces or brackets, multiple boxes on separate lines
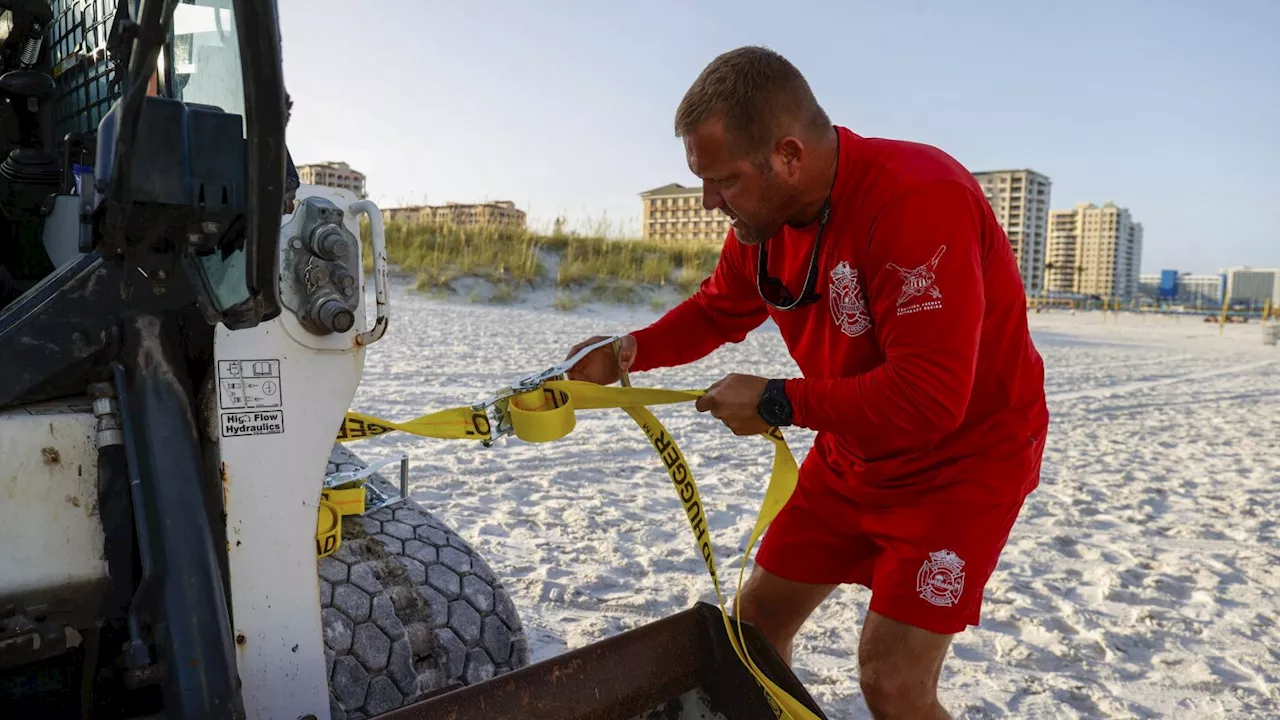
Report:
916,549,966,607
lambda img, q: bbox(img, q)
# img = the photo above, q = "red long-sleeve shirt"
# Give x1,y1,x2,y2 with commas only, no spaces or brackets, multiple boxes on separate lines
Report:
630,127,1049,502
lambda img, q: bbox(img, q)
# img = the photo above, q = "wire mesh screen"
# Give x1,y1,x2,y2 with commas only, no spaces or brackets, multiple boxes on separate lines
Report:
48,0,123,140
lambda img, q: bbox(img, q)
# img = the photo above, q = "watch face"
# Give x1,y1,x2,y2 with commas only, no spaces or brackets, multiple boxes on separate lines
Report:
765,399,784,422
759,381,790,426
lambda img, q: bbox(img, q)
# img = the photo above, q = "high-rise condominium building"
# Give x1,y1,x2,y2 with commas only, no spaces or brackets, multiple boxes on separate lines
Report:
1045,201,1144,298
971,169,1052,294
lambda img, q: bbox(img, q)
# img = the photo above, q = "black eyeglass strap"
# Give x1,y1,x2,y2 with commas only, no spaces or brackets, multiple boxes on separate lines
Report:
755,132,840,311
799,197,831,293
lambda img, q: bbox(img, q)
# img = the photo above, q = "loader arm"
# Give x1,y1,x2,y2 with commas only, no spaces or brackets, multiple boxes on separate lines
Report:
216,185,388,720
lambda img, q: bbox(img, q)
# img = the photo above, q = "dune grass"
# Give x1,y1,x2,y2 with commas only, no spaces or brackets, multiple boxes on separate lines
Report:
361,219,720,303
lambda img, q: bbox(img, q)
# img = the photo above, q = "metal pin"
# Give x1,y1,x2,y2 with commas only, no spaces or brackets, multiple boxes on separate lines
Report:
399,457,409,501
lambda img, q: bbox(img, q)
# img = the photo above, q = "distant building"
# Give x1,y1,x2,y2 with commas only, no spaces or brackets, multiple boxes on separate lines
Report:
640,183,730,245
380,207,421,225
1047,210,1085,295
381,201,526,229
1138,271,1223,305
1179,274,1224,305
426,201,526,228
1221,267,1279,308
1138,273,1161,298
297,161,366,199
1158,269,1179,300
1044,201,1143,298
971,170,1052,294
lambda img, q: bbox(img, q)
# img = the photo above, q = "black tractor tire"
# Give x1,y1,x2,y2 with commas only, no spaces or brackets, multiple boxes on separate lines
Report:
320,444,530,719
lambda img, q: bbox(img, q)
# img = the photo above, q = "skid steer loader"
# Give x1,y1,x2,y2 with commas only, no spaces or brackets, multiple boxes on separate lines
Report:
0,0,830,717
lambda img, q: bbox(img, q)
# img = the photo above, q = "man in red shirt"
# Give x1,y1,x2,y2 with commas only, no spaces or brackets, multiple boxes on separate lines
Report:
569,46,1048,719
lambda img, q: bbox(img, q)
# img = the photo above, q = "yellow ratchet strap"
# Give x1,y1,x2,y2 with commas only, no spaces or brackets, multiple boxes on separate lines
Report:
338,380,819,720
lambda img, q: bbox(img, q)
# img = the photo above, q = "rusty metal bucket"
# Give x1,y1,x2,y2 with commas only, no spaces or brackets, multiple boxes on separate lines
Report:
378,602,829,720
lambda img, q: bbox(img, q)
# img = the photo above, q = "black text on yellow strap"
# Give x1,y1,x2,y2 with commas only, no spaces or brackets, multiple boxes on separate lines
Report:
465,412,492,439
638,416,718,589
337,416,392,441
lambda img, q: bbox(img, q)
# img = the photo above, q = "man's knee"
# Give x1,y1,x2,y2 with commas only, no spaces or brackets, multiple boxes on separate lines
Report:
857,610,952,718
732,574,794,646
859,659,939,717
733,572,780,623
731,566,835,662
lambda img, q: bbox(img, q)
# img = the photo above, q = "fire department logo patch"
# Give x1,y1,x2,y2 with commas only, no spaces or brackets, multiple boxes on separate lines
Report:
916,549,966,607
828,261,871,337
887,244,946,316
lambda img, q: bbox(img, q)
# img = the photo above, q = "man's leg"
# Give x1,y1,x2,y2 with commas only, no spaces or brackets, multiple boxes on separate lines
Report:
857,610,953,720
854,432,1046,719
744,445,870,665
733,564,837,665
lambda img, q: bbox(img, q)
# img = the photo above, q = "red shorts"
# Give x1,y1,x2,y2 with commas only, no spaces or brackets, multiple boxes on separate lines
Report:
755,435,1044,635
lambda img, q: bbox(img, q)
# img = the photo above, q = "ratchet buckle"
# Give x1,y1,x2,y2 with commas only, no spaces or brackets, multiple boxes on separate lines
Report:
470,335,629,447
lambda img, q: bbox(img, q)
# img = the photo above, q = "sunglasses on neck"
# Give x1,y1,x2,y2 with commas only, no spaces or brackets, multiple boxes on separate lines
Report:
755,198,830,311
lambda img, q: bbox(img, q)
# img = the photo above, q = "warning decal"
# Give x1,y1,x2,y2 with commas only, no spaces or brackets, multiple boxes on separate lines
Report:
218,360,282,409
218,360,285,437
222,411,285,437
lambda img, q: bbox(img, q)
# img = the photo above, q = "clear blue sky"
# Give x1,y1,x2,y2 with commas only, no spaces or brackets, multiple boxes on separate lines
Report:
278,0,1277,274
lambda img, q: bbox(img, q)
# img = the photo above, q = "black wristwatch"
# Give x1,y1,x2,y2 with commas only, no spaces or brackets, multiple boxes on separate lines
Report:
757,379,793,427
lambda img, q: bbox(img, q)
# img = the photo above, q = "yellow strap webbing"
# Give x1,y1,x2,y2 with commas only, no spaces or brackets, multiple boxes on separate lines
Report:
338,379,820,719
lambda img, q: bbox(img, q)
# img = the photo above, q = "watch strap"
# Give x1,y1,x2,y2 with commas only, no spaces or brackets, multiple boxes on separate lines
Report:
758,378,793,427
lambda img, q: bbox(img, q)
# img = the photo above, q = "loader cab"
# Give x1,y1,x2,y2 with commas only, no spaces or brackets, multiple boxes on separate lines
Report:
0,0,288,410
0,0,284,330
167,1,248,118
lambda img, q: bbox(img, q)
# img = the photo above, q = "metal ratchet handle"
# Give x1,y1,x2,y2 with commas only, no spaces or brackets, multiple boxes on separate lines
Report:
472,334,623,411
364,495,406,516
362,484,408,515
362,455,411,515
515,334,623,389
324,452,408,489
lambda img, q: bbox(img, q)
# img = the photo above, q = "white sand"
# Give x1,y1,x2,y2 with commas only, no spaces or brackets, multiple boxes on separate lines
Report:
350,279,1280,719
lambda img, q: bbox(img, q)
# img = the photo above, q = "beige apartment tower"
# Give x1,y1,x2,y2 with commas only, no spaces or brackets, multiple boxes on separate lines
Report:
1045,201,1144,298
297,161,367,199
640,183,731,245
971,170,1051,294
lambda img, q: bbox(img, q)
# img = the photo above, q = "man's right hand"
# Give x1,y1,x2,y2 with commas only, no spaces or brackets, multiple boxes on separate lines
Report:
565,335,637,385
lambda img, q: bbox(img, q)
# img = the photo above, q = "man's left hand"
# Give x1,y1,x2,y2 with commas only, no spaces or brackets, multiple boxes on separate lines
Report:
695,373,770,436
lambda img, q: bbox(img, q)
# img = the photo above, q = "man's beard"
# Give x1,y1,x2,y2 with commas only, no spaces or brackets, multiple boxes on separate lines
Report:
732,217,778,246
731,176,788,246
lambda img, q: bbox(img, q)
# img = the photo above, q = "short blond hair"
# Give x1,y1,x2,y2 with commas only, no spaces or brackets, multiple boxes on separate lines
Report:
674,46,830,161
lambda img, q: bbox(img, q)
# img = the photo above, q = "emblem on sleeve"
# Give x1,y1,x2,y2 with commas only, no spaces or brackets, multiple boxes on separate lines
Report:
887,244,946,316
828,261,872,337
917,549,966,607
